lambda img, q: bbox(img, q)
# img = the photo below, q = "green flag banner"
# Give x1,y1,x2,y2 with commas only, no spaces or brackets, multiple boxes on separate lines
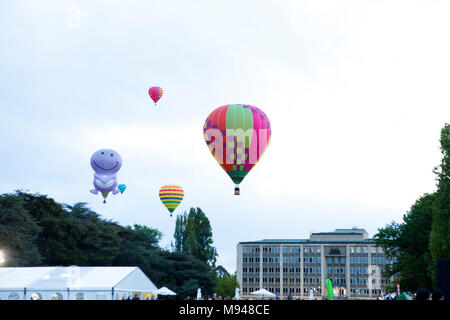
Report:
326,278,333,300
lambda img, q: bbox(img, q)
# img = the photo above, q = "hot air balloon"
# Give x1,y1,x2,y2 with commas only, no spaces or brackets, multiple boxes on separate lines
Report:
159,185,184,217
90,149,123,203
203,104,271,195
118,184,126,193
148,86,163,105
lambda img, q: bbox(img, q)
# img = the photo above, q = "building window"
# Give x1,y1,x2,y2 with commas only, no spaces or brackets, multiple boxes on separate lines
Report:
327,257,332,264
350,257,354,264
350,267,355,275
356,247,362,253
363,246,368,254
340,257,345,264
363,257,368,264
357,257,361,264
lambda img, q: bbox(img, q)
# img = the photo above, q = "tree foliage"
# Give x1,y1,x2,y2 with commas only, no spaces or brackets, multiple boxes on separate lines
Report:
374,123,450,290
213,265,239,298
0,191,216,299
173,207,217,267
430,124,450,282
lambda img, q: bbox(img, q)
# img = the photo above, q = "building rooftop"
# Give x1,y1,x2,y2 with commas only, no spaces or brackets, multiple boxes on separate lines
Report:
239,228,373,244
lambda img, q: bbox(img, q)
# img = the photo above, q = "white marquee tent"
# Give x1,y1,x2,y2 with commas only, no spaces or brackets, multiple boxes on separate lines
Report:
0,266,157,300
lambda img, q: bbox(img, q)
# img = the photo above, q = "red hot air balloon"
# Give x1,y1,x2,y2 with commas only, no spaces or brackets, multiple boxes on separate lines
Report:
203,104,271,195
148,86,164,105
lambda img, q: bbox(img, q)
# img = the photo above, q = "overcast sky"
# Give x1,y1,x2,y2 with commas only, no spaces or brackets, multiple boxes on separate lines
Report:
1,0,449,273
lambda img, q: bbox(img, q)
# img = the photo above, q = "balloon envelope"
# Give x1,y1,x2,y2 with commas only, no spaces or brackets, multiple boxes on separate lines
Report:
149,86,163,104
203,104,271,193
159,185,184,216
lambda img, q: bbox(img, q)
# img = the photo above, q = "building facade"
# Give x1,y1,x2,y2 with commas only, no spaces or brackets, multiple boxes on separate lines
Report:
236,228,395,300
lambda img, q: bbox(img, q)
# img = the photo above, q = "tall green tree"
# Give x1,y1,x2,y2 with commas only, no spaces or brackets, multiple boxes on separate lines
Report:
375,123,450,290
430,123,450,284
173,207,217,267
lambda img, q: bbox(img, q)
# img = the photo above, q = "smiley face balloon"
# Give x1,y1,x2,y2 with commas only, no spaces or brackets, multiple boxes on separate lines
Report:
90,149,123,203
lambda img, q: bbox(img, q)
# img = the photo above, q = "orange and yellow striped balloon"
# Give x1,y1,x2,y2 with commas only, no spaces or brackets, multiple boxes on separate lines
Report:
159,185,184,217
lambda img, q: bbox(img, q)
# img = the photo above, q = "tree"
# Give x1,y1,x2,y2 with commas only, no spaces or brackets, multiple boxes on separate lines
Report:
0,193,42,266
430,123,450,284
0,191,218,298
173,207,217,267
375,194,436,291
157,251,217,299
213,265,239,298
374,123,450,290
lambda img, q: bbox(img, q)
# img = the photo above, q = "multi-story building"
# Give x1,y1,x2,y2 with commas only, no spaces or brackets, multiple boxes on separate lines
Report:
236,228,396,300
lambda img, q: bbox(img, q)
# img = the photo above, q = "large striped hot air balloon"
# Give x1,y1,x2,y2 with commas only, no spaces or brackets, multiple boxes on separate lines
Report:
148,86,163,105
203,104,271,195
159,185,184,217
